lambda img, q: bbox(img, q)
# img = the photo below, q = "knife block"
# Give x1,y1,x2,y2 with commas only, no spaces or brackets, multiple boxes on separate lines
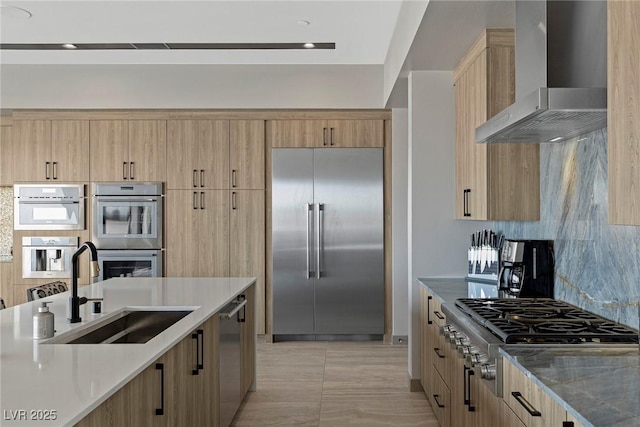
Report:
467,248,499,279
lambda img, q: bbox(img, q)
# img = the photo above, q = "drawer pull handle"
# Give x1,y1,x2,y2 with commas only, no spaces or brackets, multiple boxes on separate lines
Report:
433,347,445,359
511,392,542,417
427,295,433,324
155,363,165,415
432,394,445,408
434,311,445,320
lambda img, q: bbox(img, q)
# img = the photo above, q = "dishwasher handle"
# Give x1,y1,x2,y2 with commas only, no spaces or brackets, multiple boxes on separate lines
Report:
220,299,247,320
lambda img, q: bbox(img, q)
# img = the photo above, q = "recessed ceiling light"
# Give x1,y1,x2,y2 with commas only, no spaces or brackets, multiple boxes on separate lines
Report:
62,44,77,49
297,20,310,26
303,43,315,49
0,5,32,19
548,136,563,142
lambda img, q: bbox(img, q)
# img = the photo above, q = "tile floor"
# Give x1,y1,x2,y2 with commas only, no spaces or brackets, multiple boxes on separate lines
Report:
232,338,438,426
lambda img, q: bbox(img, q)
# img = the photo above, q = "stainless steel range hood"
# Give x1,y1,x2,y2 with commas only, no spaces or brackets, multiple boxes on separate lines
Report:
476,0,607,144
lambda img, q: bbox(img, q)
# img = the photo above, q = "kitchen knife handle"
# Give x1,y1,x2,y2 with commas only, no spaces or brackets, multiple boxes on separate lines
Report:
306,203,313,279
511,392,542,417
155,363,165,415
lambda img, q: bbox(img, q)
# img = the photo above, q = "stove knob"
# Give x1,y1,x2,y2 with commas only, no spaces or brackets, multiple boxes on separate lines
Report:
439,325,455,336
481,363,496,380
458,344,478,357
453,335,470,349
467,352,489,366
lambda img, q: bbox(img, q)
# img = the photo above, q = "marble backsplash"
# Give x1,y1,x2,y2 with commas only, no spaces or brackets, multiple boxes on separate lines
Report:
495,129,640,329
0,186,13,259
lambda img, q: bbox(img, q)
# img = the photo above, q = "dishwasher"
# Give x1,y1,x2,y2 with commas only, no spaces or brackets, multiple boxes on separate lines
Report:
219,296,246,426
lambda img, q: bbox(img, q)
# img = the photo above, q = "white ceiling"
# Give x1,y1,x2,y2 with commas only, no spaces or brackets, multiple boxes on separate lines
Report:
0,0,404,65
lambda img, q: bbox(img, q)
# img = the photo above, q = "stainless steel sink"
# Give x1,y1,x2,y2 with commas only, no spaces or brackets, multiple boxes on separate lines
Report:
46,309,193,344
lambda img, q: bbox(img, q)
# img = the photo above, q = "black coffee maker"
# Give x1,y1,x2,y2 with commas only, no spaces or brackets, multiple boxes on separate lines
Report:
498,240,554,298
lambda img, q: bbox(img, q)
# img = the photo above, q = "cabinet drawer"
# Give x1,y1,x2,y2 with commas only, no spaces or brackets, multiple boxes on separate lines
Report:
429,369,451,427
428,295,446,328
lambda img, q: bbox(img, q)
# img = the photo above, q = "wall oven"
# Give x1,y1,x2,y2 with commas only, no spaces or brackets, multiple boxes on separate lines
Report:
92,182,163,249
97,250,163,281
14,184,85,230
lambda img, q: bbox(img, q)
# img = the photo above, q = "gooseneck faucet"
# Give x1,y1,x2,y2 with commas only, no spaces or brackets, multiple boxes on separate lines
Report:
69,241,100,323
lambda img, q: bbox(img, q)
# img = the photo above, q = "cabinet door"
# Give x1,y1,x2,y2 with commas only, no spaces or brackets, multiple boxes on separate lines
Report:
165,190,200,276
0,124,14,185
499,400,526,427
430,370,451,427
270,120,326,147
474,379,501,427
167,120,202,189
162,333,197,426
230,120,265,189
51,120,90,182
13,120,51,181
199,120,229,189
199,190,229,276
128,120,167,182
455,70,471,219
240,284,255,396
608,0,640,225
326,120,384,147
90,120,129,181
201,315,220,427
230,190,265,334
75,359,165,427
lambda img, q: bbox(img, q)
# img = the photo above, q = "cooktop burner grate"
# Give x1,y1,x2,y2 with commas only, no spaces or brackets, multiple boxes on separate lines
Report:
455,298,639,344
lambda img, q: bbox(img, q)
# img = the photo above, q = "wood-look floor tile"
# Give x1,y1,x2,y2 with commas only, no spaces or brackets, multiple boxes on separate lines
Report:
245,381,323,403
318,398,438,427
256,364,326,382
321,381,416,399
322,364,407,384
231,401,321,426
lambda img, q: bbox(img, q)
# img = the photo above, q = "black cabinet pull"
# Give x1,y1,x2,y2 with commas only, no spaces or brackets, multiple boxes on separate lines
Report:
563,422,575,427
197,329,204,370
123,162,128,180
232,169,237,188
511,392,542,417
52,162,58,180
129,162,135,180
232,191,237,210
330,127,335,145
433,347,445,359
193,192,198,209
155,363,165,416
200,169,205,187
432,394,445,408
427,295,433,325
434,311,445,320
200,192,205,210
466,368,476,412
45,162,50,180
192,332,199,375
463,366,470,405
193,170,198,187
322,127,328,146
238,294,246,323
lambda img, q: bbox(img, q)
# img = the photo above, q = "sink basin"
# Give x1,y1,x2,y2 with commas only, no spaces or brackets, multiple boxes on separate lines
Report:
46,309,193,344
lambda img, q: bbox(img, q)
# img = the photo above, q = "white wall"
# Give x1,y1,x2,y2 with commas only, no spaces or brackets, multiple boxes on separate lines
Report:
0,64,384,109
392,108,409,337
407,70,488,378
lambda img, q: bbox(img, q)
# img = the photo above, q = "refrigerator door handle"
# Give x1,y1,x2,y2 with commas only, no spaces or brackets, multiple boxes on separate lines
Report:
316,203,324,279
306,203,314,279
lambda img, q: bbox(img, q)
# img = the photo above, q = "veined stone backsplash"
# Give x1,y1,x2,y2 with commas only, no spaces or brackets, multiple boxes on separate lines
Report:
0,186,13,259
495,129,640,329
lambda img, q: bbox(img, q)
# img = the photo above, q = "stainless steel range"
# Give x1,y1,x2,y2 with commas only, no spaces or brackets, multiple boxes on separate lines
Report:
442,298,639,397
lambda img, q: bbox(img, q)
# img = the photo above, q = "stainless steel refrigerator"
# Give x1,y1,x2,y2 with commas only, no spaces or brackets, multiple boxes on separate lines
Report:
272,148,384,339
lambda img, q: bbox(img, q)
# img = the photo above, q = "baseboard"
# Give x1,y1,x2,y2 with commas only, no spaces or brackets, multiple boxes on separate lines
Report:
408,374,424,393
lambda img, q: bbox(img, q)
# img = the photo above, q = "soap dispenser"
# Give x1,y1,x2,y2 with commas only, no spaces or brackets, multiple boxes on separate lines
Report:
33,301,55,340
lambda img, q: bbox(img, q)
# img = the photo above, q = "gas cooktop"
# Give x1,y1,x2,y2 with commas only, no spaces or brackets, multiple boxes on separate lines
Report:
455,298,639,344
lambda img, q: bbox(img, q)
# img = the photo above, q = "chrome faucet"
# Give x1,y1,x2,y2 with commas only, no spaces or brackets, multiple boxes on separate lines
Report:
68,241,100,323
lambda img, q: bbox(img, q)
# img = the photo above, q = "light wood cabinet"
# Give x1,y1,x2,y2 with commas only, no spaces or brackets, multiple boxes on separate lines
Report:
13,120,89,182
270,119,383,148
230,120,265,189
431,369,451,427
166,120,229,190
453,29,540,221
165,190,229,277
503,357,566,427
230,190,265,334
608,0,640,225
0,123,14,185
240,284,256,395
0,262,13,308
90,120,166,182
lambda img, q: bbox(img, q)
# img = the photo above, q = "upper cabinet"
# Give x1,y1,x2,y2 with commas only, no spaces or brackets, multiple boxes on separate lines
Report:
608,0,640,225
453,29,540,221
0,121,13,185
13,120,90,182
90,120,166,182
270,119,383,148
230,120,265,189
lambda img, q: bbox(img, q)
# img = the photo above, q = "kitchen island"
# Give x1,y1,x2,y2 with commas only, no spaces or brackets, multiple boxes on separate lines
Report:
418,278,640,427
0,277,256,426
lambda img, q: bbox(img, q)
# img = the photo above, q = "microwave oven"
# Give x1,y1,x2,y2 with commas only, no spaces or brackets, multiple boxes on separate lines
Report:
14,184,85,230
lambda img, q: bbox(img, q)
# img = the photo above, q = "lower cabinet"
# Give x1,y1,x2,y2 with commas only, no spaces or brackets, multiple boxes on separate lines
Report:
76,285,255,427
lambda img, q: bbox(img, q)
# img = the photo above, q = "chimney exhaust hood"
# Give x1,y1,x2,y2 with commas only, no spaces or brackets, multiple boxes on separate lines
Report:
476,0,607,144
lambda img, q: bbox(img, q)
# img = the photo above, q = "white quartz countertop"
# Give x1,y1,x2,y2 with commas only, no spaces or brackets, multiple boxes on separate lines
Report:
0,277,256,426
